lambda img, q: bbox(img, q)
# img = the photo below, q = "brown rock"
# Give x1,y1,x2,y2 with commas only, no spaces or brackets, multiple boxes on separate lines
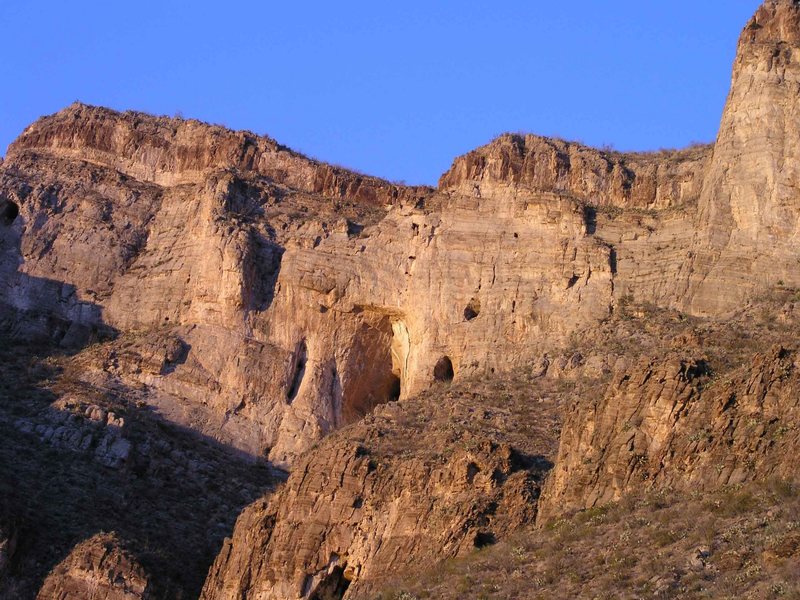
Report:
200,379,560,599
36,533,152,600
538,346,800,521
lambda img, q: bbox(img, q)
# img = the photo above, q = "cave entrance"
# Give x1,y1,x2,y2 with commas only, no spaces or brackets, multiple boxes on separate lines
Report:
309,566,350,600
2,200,18,226
434,356,454,383
337,316,408,425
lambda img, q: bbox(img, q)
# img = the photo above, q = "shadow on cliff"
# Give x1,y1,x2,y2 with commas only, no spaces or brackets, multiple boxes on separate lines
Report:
0,333,283,599
0,200,286,598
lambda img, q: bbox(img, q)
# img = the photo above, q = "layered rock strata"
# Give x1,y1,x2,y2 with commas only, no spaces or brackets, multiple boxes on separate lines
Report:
36,534,152,600
200,376,562,599
538,344,800,522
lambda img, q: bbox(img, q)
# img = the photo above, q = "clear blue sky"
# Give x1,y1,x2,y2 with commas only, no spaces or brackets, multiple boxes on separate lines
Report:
0,1,760,185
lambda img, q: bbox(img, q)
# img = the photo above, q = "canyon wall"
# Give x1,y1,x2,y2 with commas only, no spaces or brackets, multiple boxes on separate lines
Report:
5,0,800,464
3,2,800,597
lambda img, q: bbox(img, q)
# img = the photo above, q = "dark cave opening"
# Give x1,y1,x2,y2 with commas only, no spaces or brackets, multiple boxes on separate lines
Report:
2,200,19,226
464,297,481,321
473,531,497,549
309,566,351,600
286,340,308,403
433,356,454,383
388,373,401,402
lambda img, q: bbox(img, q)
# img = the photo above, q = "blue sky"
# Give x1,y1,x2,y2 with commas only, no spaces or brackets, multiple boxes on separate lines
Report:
1,1,760,185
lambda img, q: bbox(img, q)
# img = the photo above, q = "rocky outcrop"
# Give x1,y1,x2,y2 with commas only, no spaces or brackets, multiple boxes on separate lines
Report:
0,104,617,465
684,0,800,314
9,103,428,205
0,116,425,462
200,377,561,599
2,8,800,599
263,188,613,462
538,345,800,522
0,333,279,599
36,534,152,600
439,134,711,210
5,0,800,465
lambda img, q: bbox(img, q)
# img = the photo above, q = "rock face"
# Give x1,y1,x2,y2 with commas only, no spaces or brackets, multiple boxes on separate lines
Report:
36,534,152,600
439,134,711,211
8,0,800,462
10,104,423,203
200,376,562,599
538,344,800,522
684,0,800,314
2,2,800,598
0,105,432,463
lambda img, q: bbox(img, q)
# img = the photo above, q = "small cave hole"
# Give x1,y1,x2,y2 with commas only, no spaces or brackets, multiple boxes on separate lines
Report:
433,356,454,383
464,297,481,321
2,200,19,225
566,274,579,289
310,566,351,600
286,340,308,403
473,531,497,549
466,462,480,484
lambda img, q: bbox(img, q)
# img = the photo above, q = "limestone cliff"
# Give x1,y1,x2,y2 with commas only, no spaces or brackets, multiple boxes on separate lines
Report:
439,134,710,211
1,2,800,598
685,0,800,313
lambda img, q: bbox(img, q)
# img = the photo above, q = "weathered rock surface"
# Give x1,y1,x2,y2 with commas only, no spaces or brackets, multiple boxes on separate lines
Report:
200,376,563,599
683,0,800,314
539,342,800,522
8,0,800,463
439,134,711,211
36,533,152,600
2,2,800,598
9,104,425,203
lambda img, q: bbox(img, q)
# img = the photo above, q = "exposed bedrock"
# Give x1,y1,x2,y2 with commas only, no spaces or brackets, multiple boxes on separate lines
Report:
200,377,560,600
2,0,800,466
36,534,153,600
685,0,800,314
538,344,800,523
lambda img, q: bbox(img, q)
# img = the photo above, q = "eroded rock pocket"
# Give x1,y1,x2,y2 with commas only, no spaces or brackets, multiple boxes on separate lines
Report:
433,356,454,383
1,199,18,225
